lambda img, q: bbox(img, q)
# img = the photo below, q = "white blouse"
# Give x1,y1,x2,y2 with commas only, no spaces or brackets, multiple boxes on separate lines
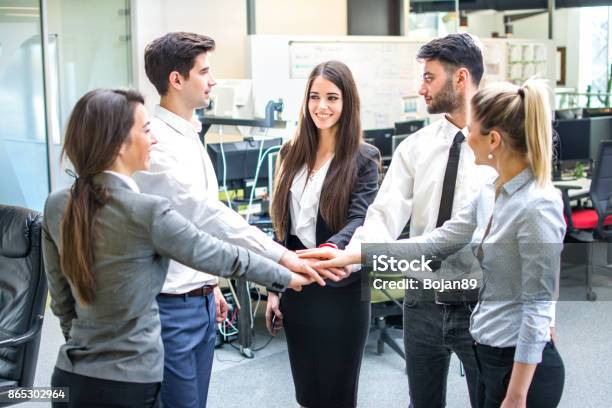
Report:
289,158,334,248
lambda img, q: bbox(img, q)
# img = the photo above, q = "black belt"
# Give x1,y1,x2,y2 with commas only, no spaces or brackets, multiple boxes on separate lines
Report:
420,287,479,305
159,284,217,298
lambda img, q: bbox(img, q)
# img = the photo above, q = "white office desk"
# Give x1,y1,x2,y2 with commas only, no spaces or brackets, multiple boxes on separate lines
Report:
554,178,591,200
554,178,591,230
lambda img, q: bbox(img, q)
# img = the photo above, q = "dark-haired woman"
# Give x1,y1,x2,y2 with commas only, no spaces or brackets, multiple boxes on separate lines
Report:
43,89,312,408
265,61,380,408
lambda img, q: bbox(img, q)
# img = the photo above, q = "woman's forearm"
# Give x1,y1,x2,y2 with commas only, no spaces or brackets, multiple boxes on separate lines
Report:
506,361,537,400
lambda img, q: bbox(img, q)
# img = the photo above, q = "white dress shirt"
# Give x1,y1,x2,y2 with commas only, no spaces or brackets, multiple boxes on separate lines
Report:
289,158,333,248
133,105,287,294
348,117,497,281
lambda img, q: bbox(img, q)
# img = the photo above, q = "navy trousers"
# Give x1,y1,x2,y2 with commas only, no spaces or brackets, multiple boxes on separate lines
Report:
157,292,216,408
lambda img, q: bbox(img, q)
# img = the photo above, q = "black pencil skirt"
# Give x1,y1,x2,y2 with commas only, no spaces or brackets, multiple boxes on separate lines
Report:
280,276,371,408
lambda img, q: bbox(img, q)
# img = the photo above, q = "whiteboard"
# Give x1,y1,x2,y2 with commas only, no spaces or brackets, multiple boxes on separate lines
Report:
247,35,555,131
289,41,424,129
248,36,426,130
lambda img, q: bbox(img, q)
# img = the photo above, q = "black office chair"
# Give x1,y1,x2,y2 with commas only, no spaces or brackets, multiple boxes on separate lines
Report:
0,205,47,406
560,141,612,300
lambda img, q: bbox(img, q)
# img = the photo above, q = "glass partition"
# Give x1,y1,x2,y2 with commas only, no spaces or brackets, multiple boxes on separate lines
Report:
0,0,133,209
0,0,49,211
47,0,132,189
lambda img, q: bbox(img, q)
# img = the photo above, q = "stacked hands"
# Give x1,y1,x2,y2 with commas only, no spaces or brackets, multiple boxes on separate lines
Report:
266,247,361,335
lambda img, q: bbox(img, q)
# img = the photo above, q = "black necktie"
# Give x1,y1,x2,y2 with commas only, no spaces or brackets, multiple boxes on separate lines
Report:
436,131,465,227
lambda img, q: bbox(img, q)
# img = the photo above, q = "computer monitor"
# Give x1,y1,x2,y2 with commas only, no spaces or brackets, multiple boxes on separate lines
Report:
392,134,409,153
363,128,395,158
589,116,612,163
206,138,283,193
204,79,255,137
267,151,279,196
394,119,426,135
554,119,591,162
583,107,612,118
209,79,253,117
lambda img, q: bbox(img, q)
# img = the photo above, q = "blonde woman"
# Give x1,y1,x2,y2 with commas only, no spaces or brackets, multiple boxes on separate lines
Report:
300,79,565,408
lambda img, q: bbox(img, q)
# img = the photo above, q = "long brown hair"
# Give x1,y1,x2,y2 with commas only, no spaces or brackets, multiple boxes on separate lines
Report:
60,89,144,306
271,61,362,241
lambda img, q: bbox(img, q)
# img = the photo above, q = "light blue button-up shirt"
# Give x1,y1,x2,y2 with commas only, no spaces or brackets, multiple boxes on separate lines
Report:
366,168,565,364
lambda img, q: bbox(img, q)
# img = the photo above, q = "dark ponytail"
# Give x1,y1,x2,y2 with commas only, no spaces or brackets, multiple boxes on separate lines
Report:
59,89,144,305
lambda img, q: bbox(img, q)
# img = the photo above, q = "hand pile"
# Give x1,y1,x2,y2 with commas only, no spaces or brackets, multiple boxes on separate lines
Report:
266,247,361,335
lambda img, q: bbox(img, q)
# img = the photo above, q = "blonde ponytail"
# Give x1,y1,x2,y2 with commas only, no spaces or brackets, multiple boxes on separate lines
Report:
471,78,553,187
521,79,553,186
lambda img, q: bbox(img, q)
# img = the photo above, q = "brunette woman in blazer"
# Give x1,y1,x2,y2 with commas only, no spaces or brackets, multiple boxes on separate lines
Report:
266,61,381,408
43,89,313,408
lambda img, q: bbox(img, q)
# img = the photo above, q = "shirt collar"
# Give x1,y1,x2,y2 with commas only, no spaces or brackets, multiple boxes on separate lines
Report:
101,171,141,193
500,167,533,196
443,114,468,138
154,105,202,138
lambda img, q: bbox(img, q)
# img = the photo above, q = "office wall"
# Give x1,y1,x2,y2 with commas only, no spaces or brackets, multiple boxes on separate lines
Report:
466,10,504,39
256,0,347,35
559,9,580,90
348,0,399,35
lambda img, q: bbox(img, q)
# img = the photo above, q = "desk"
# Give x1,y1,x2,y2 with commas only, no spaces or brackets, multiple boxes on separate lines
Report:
236,281,254,358
234,219,275,358
554,178,591,240
554,178,591,201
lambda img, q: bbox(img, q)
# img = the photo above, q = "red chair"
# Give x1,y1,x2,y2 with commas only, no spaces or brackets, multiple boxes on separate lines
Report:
559,140,612,301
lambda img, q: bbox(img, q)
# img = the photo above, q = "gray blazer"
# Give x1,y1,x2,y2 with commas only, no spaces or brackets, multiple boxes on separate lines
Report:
42,172,291,383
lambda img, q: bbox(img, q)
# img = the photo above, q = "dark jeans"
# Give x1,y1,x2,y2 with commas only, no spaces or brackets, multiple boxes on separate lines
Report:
474,342,565,408
403,293,482,408
51,367,160,408
157,292,217,408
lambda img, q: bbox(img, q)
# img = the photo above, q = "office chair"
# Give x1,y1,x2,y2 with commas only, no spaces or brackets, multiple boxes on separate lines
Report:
559,141,612,301
0,205,47,406
369,269,405,360
369,270,472,378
